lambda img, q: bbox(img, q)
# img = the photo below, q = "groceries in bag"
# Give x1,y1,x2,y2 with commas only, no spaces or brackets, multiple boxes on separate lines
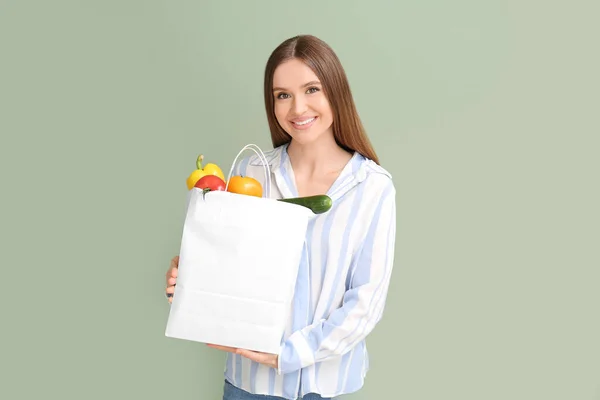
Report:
165,144,333,353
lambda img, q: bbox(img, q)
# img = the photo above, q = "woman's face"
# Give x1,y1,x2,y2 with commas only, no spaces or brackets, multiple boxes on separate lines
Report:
272,58,334,145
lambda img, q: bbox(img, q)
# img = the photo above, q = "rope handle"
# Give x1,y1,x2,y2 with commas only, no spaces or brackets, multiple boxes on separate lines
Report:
224,144,272,198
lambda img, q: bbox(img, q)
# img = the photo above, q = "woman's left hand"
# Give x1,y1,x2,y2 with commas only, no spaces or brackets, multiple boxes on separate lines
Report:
206,344,278,369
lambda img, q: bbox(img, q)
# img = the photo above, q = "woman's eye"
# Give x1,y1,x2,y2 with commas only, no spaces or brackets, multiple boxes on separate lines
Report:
276,93,290,100
307,87,320,94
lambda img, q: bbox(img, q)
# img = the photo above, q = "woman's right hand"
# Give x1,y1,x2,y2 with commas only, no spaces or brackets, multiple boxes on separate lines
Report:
165,255,179,303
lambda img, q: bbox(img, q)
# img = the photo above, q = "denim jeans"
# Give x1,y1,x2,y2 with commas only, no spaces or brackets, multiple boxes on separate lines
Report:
223,379,332,400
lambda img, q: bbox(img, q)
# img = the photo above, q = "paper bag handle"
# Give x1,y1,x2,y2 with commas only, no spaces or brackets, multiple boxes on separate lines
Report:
225,144,272,198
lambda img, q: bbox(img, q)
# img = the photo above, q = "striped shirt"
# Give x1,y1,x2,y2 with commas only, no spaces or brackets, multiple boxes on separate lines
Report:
224,143,397,399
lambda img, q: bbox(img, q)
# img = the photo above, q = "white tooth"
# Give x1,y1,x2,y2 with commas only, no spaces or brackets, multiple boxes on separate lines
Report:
295,117,315,126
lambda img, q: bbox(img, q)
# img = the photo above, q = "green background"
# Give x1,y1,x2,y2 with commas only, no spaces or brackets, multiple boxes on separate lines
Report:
1,1,598,399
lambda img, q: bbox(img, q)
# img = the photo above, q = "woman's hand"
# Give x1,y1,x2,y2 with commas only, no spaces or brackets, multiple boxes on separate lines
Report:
165,256,179,303
206,344,278,369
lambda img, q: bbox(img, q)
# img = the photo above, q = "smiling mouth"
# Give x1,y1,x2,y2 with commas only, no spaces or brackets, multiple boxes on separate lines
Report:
291,117,317,126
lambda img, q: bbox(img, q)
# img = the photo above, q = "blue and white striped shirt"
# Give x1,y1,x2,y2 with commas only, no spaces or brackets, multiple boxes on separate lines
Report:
224,143,397,399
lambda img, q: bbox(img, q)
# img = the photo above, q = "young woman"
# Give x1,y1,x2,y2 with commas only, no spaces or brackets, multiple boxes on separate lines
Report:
165,34,397,400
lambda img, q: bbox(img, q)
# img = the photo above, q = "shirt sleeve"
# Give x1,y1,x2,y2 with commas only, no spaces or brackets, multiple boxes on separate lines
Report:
276,181,397,375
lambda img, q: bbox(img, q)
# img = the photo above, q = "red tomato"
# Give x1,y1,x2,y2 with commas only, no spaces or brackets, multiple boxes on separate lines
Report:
194,175,226,191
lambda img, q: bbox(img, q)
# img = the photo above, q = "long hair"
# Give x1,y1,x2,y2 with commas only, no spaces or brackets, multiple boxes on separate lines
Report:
263,34,380,165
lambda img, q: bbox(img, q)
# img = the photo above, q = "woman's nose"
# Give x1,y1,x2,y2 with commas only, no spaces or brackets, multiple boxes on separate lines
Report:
292,95,308,114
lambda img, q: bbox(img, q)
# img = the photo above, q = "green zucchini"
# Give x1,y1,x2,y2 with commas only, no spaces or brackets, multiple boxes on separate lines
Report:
277,195,333,214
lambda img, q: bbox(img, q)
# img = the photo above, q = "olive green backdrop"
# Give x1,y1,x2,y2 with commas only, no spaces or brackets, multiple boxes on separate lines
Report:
1,1,598,399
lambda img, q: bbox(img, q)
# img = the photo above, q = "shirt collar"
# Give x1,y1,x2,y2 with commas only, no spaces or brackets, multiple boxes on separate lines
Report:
249,143,376,201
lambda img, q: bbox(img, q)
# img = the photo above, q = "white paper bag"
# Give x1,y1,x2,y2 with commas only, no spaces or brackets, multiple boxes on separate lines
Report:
165,144,313,354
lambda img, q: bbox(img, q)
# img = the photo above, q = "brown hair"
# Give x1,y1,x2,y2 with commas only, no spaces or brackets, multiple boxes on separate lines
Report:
263,34,380,165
